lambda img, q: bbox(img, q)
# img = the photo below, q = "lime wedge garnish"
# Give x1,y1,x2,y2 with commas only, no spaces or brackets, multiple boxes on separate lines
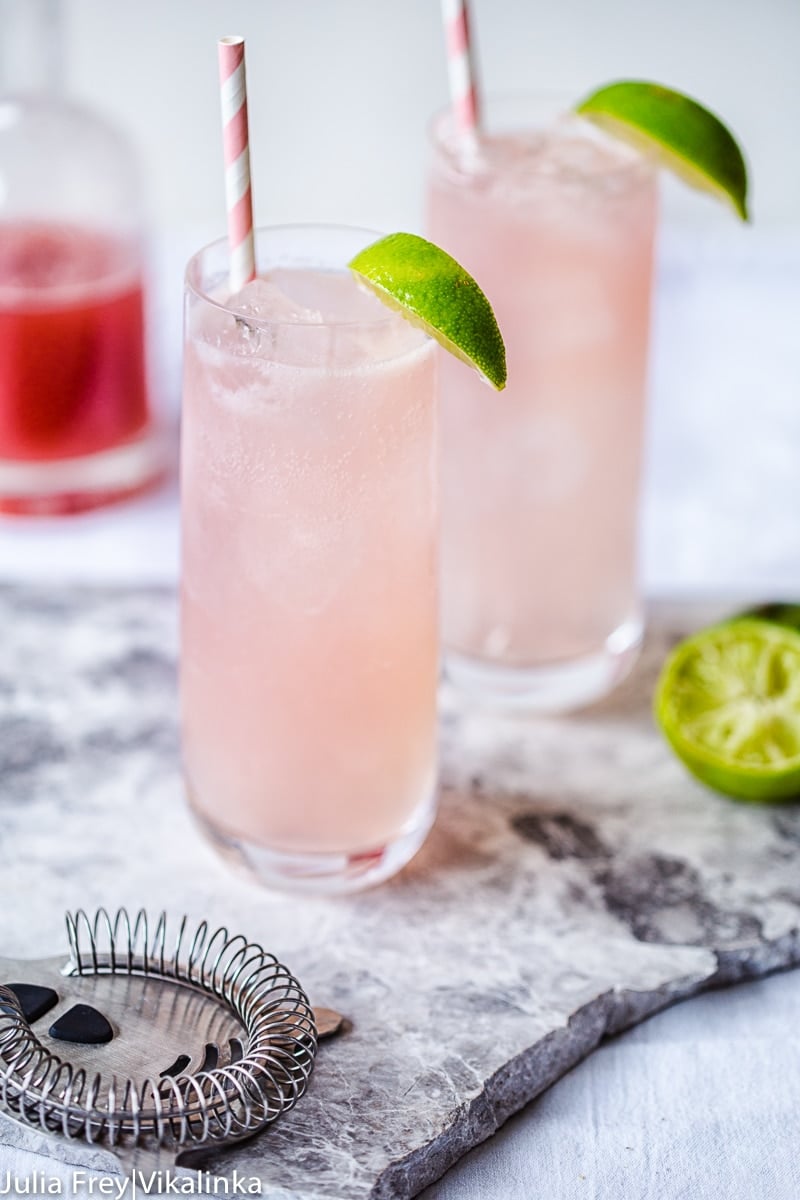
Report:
576,80,749,221
655,618,800,802
348,233,507,391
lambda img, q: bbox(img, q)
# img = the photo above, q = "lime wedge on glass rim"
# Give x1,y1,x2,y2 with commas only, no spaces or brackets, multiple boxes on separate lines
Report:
349,233,507,390
655,618,800,803
576,80,750,221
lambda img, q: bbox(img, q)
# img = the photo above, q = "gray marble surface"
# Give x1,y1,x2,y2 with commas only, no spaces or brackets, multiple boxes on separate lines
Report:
1,584,799,1198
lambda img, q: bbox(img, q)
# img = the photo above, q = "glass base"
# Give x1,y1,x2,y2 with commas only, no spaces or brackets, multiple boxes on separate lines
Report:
0,425,168,515
444,616,644,714
188,784,438,896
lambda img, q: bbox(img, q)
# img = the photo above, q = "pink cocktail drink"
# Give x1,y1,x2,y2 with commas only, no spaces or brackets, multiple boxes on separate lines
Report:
181,227,438,893
427,98,658,710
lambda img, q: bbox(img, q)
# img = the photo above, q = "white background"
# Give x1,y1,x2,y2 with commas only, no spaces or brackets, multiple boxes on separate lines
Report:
60,0,800,231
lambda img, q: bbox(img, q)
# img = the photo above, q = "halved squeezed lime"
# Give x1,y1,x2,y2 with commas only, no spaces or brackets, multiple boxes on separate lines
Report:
655,619,800,802
741,602,800,634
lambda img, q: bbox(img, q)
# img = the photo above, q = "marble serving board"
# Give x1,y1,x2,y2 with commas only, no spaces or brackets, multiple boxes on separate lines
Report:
1,583,799,1199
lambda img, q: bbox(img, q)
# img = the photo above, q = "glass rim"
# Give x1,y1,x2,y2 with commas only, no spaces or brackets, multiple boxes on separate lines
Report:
428,88,576,132
427,90,654,182
184,222,401,330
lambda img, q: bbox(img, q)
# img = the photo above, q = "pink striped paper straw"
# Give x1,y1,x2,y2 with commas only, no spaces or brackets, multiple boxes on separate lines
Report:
218,36,256,292
441,0,480,137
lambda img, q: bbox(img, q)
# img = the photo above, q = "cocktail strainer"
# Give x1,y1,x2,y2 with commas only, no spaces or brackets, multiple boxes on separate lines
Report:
0,908,341,1180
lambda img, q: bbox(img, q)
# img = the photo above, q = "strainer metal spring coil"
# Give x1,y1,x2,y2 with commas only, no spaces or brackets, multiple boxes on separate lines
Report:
0,908,317,1150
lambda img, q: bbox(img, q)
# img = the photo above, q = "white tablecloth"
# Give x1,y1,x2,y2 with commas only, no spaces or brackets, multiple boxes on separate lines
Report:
422,970,800,1199
1,226,799,1198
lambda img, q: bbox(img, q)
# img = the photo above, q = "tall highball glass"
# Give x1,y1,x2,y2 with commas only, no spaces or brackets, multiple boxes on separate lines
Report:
182,225,439,893
427,95,658,711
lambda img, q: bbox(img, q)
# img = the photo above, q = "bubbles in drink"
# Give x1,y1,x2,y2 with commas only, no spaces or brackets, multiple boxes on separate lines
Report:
182,258,439,861
436,118,649,210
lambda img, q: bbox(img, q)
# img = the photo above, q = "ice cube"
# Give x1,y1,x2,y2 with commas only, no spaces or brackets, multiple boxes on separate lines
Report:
265,268,389,324
219,269,421,367
228,276,324,324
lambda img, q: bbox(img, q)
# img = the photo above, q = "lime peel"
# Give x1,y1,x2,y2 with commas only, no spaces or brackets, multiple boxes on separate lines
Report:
576,80,750,222
349,233,507,391
655,618,800,803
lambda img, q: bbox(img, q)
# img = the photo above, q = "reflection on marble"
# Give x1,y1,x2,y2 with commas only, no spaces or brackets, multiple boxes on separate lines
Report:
1,585,799,1198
